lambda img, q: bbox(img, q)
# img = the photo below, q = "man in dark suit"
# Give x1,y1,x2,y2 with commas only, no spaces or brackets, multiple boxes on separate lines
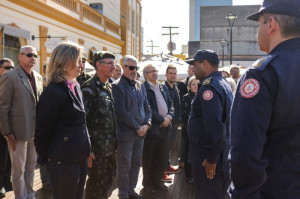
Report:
142,64,174,194
76,56,91,86
0,46,43,199
0,58,14,198
177,64,194,99
162,64,181,183
109,63,122,83
112,55,151,199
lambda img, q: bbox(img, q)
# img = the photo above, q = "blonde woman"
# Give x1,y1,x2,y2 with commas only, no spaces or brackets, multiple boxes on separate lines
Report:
180,76,199,183
35,42,92,199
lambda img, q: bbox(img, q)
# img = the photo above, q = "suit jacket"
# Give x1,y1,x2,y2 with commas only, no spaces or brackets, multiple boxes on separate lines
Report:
177,76,190,100
0,66,43,141
112,75,152,142
143,81,174,138
35,81,91,165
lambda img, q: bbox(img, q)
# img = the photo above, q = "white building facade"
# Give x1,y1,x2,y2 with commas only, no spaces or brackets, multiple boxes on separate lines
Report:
0,0,142,74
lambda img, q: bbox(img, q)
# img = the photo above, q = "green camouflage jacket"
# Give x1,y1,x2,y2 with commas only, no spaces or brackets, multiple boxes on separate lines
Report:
81,75,117,156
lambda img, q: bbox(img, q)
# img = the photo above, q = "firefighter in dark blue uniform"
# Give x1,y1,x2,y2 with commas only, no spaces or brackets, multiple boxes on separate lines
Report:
187,50,233,199
230,0,300,199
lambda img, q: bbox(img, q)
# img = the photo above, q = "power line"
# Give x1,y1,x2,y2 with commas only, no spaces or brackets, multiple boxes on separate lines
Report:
162,26,179,55
146,40,159,55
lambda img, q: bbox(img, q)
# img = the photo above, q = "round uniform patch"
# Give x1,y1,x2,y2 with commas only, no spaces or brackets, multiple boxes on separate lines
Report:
240,78,260,98
203,90,213,101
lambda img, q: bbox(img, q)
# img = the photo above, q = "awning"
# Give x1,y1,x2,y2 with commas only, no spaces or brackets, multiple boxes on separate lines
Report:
0,23,30,40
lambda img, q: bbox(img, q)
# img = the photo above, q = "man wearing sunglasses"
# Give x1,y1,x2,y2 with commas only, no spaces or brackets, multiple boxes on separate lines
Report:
0,58,14,198
0,58,14,77
0,46,43,199
112,55,151,199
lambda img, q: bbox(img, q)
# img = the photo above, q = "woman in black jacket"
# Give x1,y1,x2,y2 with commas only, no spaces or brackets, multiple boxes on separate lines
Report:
35,42,92,199
180,76,199,183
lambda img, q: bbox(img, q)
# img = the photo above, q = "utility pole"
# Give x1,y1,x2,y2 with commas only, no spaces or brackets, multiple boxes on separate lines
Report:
162,26,179,55
146,40,159,55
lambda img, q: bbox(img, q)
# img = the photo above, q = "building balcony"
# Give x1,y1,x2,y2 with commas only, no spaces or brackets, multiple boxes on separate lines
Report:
45,0,121,38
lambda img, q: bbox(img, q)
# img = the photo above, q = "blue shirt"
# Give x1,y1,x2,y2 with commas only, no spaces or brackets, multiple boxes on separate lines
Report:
188,71,233,168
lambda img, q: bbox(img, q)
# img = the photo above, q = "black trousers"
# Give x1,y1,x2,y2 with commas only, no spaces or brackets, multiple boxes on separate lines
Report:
47,159,88,199
192,164,230,199
142,127,169,189
183,135,192,179
0,135,11,187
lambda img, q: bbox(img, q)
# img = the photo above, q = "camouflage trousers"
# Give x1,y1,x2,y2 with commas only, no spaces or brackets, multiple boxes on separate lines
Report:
85,154,116,199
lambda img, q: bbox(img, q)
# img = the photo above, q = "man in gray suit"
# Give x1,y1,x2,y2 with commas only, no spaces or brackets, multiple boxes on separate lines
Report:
0,46,43,199
112,55,152,199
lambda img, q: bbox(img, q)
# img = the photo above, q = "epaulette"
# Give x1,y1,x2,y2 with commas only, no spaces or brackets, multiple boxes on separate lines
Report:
202,77,212,85
250,54,278,71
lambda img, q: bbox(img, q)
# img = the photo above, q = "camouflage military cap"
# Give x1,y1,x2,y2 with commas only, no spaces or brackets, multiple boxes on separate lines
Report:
93,51,115,67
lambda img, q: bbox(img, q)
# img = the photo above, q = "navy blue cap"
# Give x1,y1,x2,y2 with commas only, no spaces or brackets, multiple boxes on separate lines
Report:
186,50,220,66
246,0,300,21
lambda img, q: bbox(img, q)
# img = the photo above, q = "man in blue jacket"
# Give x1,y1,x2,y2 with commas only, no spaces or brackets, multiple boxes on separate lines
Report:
230,0,300,198
187,50,232,199
112,55,152,199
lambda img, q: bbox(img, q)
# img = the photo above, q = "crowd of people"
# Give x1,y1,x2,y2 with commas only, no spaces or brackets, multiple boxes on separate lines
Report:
1,0,300,199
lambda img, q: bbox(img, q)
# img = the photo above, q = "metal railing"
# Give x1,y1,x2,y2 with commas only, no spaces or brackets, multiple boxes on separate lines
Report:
51,0,121,36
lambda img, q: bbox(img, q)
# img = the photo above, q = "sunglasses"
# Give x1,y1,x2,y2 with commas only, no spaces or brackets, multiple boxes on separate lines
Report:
125,65,139,70
21,53,38,58
3,66,14,70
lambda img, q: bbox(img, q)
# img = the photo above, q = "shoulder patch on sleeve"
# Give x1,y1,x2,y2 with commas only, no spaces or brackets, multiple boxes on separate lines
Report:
202,77,212,85
240,78,260,98
203,90,213,101
250,54,278,71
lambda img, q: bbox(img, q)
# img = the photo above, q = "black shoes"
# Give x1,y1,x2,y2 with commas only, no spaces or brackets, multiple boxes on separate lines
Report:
0,187,5,199
129,193,144,199
154,183,168,192
143,186,156,194
186,177,194,184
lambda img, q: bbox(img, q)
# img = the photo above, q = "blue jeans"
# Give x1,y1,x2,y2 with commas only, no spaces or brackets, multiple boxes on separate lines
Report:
167,126,178,167
116,137,144,199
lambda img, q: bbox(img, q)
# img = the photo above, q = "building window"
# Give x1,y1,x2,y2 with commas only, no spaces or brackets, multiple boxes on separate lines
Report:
1,34,21,66
136,15,139,36
132,10,135,34
90,3,103,14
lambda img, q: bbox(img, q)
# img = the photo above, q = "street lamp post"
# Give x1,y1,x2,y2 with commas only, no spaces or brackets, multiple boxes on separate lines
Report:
220,38,227,66
226,13,237,64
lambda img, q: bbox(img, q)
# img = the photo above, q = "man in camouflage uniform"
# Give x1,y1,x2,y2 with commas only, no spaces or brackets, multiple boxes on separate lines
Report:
82,51,117,199
77,56,91,86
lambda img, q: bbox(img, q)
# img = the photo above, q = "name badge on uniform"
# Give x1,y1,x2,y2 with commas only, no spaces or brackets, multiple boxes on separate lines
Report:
240,78,260,98
203,90,213,101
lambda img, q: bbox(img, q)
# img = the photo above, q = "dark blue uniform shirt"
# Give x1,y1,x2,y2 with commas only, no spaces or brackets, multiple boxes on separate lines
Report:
231,38,300,199
188,71,233,170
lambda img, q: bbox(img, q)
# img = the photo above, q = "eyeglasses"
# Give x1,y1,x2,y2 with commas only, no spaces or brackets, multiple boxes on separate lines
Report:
3,66,14,70
124,65,139,70
99,61,115,66
21,53,38,58
147,69,158,73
